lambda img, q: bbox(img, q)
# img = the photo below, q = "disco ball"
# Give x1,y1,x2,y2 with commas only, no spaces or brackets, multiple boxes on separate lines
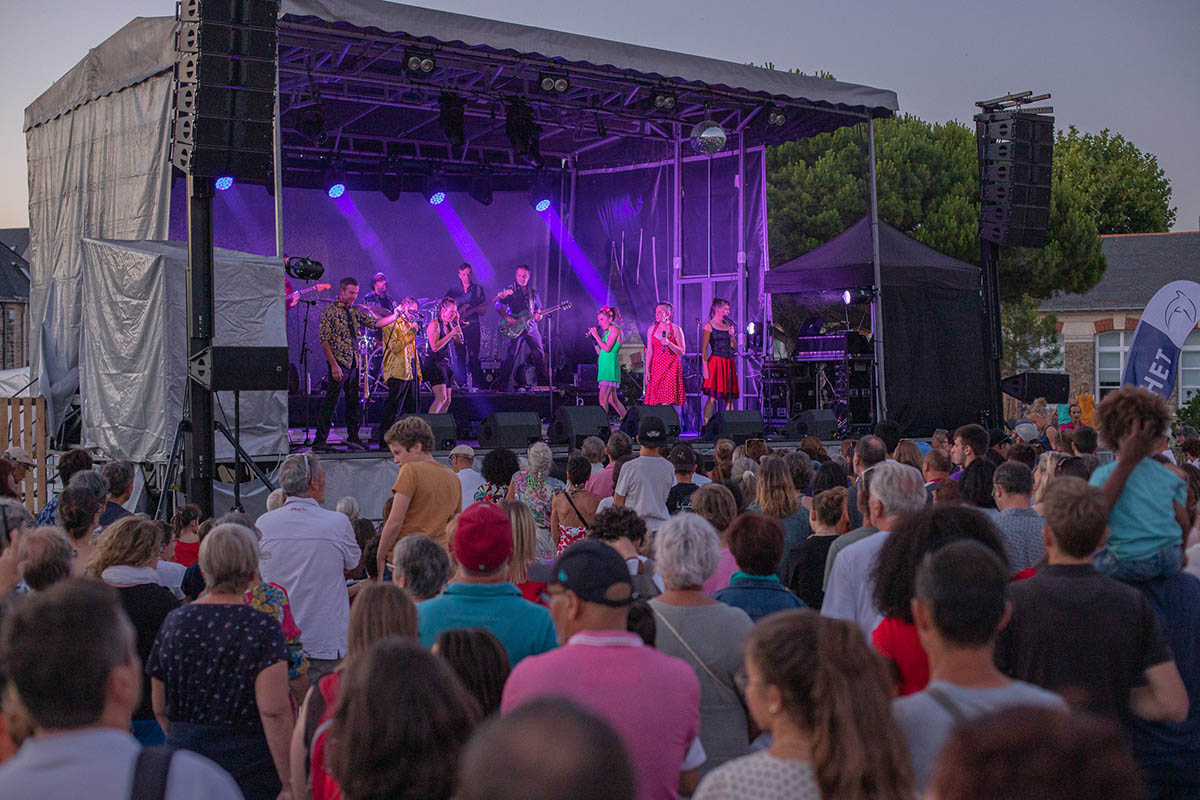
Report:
690,120,727,155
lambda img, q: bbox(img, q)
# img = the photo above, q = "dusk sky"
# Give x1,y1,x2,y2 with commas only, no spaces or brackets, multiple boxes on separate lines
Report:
1,0,1197,232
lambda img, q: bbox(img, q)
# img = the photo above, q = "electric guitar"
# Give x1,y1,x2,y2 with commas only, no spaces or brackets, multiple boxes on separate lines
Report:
286,282,332,308
456,290,507,329
498,301,573,339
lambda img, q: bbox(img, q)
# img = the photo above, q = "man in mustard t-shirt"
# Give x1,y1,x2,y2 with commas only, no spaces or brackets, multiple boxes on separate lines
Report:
377,417,462,578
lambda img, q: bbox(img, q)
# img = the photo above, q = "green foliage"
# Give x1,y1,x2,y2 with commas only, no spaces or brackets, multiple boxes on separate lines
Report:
1054,126,1176,234
1000,296,1062,375
1175,391,1200,435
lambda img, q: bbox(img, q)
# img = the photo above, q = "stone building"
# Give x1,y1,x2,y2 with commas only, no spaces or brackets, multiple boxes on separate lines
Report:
1039,230,1200,409
0,239,30,370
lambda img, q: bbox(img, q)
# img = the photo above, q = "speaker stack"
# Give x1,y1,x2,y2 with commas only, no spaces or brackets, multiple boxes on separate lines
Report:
171,0,278,181
478,412,542,450
550,406,611,449
701,410,765,444
976,112,1053,249
1001,372,1071,405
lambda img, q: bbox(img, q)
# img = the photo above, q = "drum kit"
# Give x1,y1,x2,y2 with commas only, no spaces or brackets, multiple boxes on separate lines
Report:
356,296,441,398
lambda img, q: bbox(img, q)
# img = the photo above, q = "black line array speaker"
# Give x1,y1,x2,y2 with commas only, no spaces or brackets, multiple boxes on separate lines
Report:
1001,372,1070,404
976,111,1054,249
620,405,681,441
550,406,611,448
171,0,279,180
478,412,542,450
701,410,765,444
395,413,457,451
785,409,838,440
188,346,289,391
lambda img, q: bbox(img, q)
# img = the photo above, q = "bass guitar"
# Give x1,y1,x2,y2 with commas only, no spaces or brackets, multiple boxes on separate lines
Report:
286,282,332,308
498,301,573,339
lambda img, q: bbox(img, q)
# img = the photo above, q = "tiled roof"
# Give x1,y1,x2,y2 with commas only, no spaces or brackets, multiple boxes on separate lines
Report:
1039,231,1200,312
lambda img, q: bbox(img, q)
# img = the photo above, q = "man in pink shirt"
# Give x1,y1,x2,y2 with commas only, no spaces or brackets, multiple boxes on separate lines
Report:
501,540,703,800
584,431,633,498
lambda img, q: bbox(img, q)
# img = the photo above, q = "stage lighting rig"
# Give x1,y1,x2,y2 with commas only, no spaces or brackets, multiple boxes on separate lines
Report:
506,100,542,165
424,175,448,205
651,90,677,111
538,71,570,94
325,161,347,199
841,287,875,305
766,107,787,126
297,109,328,145
405,48,436,75
439,93,466,147
380,162,402,202
469,175,494,206
214,176,234,191
527,180,553,212
285,256,324,281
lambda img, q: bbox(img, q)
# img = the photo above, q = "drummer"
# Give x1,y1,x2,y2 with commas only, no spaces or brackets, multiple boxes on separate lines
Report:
374,296,424,447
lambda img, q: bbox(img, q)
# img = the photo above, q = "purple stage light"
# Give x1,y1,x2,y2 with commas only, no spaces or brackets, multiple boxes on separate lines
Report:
328,183,346,199
214,176,234,191
432,199,496,284
534,198,551,212
429,191,447,205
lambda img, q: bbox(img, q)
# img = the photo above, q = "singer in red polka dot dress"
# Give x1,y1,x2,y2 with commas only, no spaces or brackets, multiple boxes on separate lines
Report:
644,301,687,407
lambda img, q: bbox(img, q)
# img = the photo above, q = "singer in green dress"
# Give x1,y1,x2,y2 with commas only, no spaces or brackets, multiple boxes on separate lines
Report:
588,305,626,420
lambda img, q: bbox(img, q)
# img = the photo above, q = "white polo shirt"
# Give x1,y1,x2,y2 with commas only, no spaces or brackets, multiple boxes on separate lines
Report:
257,496,362,659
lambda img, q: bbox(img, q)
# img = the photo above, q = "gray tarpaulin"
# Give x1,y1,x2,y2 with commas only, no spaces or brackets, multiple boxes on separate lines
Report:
26,70,174,430
79,239,288,463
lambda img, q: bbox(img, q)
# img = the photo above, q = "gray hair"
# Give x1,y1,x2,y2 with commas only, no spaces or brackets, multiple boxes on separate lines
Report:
527,442,553,478
67,470,110,504
266,488,286,511
606,431,633,461
336,496,360,521
0,497,33,542
581,436,606,464
18,526,74,591
100,461,135,497
654,513,720,589
391,535,451,600
869,461,927,518
278,453,321,496
199,523,259,594
731,456,758,477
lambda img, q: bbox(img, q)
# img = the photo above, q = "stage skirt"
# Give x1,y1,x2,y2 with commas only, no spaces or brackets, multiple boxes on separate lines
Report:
422,358,453,387
702,355,739,400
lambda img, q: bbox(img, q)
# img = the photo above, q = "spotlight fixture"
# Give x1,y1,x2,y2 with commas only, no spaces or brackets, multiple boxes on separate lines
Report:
380,163,402,203
538,71,570,94
325,161,347,199
285,256,325,281
404,48,435,74
746,320,762,350
841,287,875,305
766,107,787,126
746,321,756,335
651,91,677,111
214,176,234,191
506,100,542,165
297,109,327,145
424,175,448,206
689,119,727,155
327,182,346,199
438,93,466,148
527,182,552,212
468,175,494,206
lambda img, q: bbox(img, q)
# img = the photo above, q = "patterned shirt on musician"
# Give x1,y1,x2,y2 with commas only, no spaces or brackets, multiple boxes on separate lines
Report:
319,303,376,369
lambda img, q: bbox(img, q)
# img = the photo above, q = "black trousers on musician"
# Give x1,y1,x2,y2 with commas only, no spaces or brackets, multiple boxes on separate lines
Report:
315,362,361,445
376,375,418,444
500,331,547,391
452,322,484,388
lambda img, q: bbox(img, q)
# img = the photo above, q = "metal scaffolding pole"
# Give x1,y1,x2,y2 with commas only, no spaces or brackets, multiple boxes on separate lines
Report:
867,117,888,423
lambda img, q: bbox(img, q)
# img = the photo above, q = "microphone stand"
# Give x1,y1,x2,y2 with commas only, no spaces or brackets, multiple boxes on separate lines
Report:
298,298,318,445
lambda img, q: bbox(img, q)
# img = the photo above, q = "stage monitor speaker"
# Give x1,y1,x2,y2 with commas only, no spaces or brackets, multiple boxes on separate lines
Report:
478,412,542,450
188,346,289,391
620,405,681,441
397,413,457,451
550,406,611,448
785,409,838,441
701,410,765,444
1001,372,1071,404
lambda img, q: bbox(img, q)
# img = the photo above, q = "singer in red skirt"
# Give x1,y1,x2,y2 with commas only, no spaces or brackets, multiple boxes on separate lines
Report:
701,297,738,424
644,301,686,407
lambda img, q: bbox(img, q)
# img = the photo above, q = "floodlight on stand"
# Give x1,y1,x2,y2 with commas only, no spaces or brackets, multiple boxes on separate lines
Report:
690,119,727,155
214,176,234,191
424,175,448,206
404,48,435,74
841,287,875,305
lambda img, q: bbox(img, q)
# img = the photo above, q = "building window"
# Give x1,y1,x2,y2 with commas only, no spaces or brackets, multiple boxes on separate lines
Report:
1096,330,1132,399
1180,329,1200,406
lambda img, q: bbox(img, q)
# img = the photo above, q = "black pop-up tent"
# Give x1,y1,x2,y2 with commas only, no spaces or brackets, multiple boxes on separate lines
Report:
764,216,991,436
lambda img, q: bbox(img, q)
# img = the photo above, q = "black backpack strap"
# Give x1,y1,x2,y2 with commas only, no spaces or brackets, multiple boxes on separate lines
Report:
924,687,967,723
130,746,174,800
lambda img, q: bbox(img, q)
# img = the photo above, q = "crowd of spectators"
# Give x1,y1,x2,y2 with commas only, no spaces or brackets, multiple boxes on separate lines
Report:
0,385,1197,799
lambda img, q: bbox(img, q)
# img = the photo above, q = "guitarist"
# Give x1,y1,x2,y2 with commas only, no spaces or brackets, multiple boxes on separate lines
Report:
445,262,487,390
494,263,548,391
